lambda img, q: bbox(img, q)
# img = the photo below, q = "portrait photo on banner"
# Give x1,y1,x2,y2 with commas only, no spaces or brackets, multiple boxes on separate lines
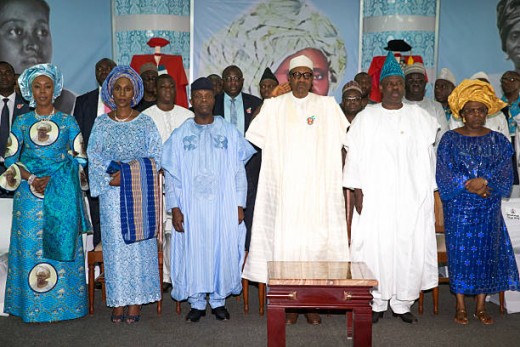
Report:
193,0,359,101
0,0,111,100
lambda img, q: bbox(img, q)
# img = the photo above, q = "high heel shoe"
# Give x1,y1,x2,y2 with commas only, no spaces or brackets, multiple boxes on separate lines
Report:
125,305,142,324
111,307,125,324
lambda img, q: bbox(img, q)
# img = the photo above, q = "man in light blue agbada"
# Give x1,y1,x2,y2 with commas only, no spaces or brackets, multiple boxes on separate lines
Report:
162,77,255,322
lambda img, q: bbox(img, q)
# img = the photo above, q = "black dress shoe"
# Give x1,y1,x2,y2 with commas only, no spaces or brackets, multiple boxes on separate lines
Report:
393,311,418,324
372,311,384,323
211,306,230,321
185,308,206,323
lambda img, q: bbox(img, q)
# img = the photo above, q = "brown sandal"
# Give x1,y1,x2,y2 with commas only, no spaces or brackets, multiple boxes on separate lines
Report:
474,310,493,325
454,309,468,325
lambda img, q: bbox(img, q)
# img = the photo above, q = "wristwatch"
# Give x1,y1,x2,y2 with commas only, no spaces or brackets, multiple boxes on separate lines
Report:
27,174,37,185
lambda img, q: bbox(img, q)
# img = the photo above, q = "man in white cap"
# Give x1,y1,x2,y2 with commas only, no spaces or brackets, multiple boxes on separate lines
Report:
403,62,448,149
449,72,510,140
242,54,349,325
434,68,456,121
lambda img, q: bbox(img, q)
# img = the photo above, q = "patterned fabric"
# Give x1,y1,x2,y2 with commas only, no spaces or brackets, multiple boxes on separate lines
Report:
120,158,160,244
42,155,91,261
162,117,255,304
18,64,64,108
380,51,404,82
363,0,437,17
114,0,190,16
101,66,144,110
436,131,520,294
448,80,507,119
502,94,520,135
199,0,346,95
3,111,88,322
443,105,453,121
87,113,162,307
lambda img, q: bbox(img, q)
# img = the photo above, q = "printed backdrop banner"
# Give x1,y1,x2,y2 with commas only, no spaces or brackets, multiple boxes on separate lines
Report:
193,0,360,101
438,0,512,93
0,0,112,96
112,0,191,78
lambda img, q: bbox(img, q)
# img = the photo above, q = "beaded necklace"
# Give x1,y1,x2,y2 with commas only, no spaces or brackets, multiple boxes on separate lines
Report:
34,108,55,122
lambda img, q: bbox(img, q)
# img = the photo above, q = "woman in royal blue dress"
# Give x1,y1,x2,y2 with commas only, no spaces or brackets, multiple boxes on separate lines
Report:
87,66,162,324
436,79,520,325
1,64,90,322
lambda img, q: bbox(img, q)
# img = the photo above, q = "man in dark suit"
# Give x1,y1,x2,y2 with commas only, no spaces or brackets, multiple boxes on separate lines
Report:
73,58,116,246
213,65,262,253
0,61,30,198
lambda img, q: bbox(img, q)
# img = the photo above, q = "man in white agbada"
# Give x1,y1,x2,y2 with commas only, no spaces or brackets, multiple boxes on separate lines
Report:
344,52,439,324
242,55,349,325
143,73,193,289
448,71,510,141
403,62,449,149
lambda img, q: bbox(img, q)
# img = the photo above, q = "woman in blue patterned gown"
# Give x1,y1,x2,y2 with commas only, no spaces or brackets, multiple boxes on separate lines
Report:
436,79,520,325
87,66,162,324
1,64,90,322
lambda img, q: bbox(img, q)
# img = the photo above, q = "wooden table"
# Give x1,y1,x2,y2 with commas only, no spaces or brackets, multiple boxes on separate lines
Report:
267,261,377,347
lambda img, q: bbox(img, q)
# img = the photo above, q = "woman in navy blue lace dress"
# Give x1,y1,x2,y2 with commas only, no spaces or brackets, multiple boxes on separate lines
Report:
437,79,520,325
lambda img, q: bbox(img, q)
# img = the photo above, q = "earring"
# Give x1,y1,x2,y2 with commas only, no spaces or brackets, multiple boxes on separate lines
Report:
462,117,466,123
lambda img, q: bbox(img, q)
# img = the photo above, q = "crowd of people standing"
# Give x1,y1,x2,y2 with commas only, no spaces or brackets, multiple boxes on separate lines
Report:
0,47,519,330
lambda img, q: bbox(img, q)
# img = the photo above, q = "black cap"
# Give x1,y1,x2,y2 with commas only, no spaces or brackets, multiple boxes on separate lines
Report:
260,67,278,83
191,77,213,91
384,39,412,52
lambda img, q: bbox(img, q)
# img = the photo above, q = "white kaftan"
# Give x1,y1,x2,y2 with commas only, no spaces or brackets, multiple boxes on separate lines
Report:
242,92,350,284
143,105,194,143
344,103,439,301
403,97,449,148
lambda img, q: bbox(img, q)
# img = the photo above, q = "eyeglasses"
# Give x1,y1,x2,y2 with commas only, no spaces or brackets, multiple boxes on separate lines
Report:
290,72,313,80
224,76,243,82
142,76,157,82
343,96,362,102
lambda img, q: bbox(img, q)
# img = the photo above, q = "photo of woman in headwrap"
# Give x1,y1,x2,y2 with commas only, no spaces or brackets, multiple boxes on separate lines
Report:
498,0,520,73
199,0,346,97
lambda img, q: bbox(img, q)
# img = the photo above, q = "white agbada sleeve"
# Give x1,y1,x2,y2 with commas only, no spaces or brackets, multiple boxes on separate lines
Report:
245,99,274,149
343,111,366,189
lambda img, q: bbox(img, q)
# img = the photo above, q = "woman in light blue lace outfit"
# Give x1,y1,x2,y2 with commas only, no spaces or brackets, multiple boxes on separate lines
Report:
87,66,161,324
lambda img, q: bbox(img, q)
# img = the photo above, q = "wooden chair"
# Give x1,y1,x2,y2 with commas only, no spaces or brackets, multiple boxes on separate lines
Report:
241,251,266,315
87,171,165,315
242,278,266,315
418,192,505,314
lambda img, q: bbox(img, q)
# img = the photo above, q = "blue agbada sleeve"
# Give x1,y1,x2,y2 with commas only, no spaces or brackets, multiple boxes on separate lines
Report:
162,128,182,210
235,130,256,208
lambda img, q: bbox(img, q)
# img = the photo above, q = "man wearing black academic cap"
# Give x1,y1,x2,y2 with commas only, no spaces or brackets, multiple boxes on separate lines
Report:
162,77,256,323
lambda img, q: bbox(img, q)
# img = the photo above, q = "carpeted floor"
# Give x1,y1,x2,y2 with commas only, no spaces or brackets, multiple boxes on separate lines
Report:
1,284,520,346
